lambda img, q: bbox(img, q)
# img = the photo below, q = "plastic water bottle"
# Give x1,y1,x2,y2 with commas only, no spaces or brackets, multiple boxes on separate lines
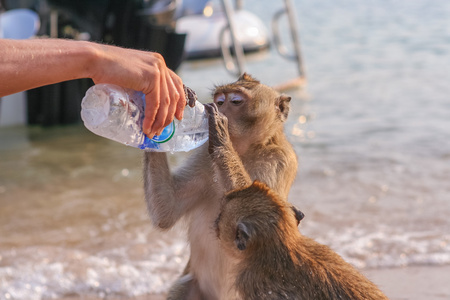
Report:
80,84,209,152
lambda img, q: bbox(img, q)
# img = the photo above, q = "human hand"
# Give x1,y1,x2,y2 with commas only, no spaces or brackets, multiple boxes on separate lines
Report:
90,44,186,138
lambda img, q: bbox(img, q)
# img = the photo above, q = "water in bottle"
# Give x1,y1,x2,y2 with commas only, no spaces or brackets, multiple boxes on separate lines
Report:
80,84,209,152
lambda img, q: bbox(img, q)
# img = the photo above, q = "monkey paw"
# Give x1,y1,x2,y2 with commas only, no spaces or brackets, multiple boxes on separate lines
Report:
205,103,230,155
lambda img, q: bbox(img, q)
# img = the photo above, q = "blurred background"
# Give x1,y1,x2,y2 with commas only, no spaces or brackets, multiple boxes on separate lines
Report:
1,0,450,299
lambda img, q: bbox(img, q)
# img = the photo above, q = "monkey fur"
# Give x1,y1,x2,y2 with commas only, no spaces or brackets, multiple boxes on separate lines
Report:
215,181,389,300
143,73,298,299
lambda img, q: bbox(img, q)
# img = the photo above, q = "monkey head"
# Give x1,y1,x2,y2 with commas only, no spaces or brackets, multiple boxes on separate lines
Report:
215,181,304,258
212,73,291,143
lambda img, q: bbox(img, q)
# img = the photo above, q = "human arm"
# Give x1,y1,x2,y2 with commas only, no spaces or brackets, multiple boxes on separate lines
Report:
0,38,185,137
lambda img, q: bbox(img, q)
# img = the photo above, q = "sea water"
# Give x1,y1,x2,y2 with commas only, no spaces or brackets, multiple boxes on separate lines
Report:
1,0,450,298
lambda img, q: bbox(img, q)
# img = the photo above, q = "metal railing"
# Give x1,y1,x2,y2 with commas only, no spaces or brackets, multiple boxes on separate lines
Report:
219,0,306,90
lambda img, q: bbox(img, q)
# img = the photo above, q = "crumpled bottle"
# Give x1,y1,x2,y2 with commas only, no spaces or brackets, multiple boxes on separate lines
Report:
81,84,208,152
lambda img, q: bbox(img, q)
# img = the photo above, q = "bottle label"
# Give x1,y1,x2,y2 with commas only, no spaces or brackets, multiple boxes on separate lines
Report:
138,121,175,150
151,121,175,143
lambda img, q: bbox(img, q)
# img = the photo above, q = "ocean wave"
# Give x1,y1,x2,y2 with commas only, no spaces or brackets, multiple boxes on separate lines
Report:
0,243,188,300
1,229,449,299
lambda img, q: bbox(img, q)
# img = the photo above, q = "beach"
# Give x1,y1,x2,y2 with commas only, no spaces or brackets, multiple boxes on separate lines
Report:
1,0,450,299
55,266,450,300
54,266,450,300
364,266,450,300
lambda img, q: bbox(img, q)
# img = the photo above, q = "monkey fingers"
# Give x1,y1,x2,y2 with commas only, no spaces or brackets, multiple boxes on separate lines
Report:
183,85,198,108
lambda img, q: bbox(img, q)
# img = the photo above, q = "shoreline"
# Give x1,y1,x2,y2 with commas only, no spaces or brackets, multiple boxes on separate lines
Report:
57,265,450,300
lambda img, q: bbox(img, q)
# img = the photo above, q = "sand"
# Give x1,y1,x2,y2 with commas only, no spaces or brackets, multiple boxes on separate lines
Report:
58,265,450,300
363,265,450,300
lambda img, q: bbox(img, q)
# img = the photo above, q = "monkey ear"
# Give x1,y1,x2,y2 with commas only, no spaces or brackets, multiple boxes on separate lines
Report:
276,95,291,122
238,73,259,83
238,73,249,81
235,222,252,251
291,205,305,226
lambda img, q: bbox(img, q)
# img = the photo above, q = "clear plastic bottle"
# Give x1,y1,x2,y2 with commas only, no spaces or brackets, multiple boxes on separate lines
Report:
80,84,209,152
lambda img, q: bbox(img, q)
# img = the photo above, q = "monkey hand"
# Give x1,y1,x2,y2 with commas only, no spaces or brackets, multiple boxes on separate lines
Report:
205,103,231,155
184,85,197,108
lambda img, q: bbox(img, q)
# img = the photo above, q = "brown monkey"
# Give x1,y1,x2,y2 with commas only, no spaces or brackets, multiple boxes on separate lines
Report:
143,73,298,299
215,181,389,300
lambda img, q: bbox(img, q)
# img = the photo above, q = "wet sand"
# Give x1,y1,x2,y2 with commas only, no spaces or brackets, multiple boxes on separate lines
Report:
363,265,450,300
57,265,450,299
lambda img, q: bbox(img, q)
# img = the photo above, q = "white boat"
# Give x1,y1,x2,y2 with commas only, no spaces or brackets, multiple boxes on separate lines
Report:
176,8,270,59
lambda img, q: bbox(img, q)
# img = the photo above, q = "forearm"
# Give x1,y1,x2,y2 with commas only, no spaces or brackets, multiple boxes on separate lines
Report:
0,38,185,136
143,152,181,229
0,39,97,96
212,145,252,192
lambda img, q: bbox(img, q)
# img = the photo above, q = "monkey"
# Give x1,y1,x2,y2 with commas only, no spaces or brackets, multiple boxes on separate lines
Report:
143,73,298,299
215,180,389,300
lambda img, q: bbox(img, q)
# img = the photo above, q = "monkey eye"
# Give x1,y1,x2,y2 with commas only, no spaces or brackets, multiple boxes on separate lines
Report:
215,94,225,106
229,93,244,106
